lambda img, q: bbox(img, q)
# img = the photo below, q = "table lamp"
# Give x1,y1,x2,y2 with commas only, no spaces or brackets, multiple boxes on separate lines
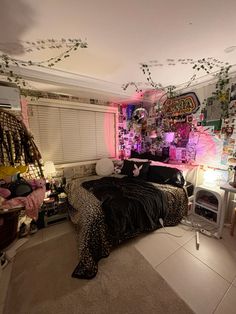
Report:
44,161,56,180
203,168,218,187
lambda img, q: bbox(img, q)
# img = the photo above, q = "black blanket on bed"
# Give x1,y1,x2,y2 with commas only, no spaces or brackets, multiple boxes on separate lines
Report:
82,176,168,244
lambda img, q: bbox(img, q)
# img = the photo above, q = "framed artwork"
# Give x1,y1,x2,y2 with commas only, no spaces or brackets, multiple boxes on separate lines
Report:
205,120,222,132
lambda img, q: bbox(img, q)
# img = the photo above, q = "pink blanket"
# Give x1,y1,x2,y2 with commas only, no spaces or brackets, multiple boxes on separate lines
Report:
1,186,46,220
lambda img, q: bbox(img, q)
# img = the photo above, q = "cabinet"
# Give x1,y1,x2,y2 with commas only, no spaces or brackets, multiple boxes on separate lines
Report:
0,209,21,250
193,186,224,226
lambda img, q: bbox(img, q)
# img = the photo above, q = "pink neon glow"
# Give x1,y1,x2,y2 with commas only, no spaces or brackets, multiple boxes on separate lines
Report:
195,126,222,165
164,132,175,143
103,104,117,157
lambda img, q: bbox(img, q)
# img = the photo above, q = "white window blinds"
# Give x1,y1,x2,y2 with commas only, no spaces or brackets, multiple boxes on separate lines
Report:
28,102,117,164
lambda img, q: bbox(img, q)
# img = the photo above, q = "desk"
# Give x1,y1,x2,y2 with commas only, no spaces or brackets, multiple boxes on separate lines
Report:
220,183,236,238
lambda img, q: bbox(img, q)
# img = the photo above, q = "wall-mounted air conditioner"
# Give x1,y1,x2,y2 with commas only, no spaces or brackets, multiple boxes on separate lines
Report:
0,85,21,110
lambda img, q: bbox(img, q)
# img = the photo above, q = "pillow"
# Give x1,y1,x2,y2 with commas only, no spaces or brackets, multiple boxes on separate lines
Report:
147,165,185,187
96,158,114,176
121,160,150,179
0,187,11,198
113,159,124,174
7,177,33,198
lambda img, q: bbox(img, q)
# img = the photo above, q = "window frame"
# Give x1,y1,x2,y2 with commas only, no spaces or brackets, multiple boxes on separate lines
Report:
27,98,118,166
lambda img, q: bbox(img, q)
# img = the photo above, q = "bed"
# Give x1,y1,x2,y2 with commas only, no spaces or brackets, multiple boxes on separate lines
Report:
66,160,189,279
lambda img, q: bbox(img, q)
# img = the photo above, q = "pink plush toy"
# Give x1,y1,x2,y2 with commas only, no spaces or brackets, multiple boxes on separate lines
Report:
0,187,11,199
27,179,46,190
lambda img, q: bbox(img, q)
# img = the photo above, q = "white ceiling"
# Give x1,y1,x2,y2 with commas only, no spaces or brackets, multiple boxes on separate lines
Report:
1,0,236,102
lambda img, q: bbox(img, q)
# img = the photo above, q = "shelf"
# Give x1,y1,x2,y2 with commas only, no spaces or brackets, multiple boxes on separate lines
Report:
44,213,68,227
194,204,217,224
0,206,24,215
195,200,218,212
193,186,223,226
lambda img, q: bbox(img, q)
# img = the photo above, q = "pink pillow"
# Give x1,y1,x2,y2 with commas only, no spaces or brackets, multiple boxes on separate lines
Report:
0,187,11,199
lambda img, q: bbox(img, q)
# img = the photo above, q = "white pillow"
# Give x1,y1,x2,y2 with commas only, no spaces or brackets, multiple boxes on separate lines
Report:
96,158,114,176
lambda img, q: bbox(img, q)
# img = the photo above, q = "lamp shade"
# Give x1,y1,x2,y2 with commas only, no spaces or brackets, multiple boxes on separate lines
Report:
44,161,56,177
203,168,218,187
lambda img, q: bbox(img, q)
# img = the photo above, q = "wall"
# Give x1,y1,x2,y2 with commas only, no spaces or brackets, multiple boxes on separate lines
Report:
118,76,236,167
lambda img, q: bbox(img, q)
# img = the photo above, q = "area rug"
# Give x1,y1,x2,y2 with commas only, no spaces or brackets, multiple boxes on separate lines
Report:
4,232,193,314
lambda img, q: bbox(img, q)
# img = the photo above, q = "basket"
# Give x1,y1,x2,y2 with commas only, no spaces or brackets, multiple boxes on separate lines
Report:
0,108,43,179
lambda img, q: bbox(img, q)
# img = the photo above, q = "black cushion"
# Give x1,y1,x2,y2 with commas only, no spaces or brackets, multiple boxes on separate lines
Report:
147,165,185,187
185,181,194,197
7,178,33,199
121,160,150,180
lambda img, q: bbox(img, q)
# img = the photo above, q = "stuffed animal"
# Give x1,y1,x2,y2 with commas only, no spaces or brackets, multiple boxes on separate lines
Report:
0,187,11,199
0,196,6,207
133,164,143,177
0,165,28,180
27,179,46,190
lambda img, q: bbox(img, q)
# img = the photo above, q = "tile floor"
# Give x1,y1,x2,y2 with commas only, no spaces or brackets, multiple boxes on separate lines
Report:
1,219,236,314
134,221,236,314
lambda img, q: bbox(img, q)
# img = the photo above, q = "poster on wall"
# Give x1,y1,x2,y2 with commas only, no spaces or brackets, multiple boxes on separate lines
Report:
221,138,236,165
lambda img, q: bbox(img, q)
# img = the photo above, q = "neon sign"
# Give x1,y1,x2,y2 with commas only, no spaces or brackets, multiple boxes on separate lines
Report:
163,92,200,117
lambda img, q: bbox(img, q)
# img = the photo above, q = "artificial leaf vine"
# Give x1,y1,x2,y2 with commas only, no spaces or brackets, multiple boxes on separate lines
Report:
0,38,88,88
122,57,232,118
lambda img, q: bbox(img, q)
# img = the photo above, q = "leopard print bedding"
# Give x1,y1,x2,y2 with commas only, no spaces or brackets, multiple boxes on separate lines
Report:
66,176,188,279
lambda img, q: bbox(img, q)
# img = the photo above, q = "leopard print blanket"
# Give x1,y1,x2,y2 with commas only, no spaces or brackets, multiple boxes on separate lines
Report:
66,176,188,279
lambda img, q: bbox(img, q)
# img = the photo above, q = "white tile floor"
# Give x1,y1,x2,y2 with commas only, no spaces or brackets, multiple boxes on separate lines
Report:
1,220,236,314
134,223,236,314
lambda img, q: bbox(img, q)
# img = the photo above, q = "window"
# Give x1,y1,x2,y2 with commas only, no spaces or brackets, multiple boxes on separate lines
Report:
28,100,117,164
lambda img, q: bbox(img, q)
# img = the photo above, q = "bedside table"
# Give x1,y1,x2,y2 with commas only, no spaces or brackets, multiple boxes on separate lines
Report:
193,185,225,238
41,198,69,227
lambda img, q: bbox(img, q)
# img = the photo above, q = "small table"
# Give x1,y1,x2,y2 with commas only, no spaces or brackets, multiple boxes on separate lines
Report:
220,183,236,238
41,198,69,227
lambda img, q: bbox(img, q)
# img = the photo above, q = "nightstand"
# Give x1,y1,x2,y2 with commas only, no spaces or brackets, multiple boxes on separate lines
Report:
193,185,225,237
41,198,69,227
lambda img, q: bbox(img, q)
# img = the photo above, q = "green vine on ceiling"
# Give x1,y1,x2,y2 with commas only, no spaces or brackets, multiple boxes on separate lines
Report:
202,64,232,118
122,81,143,93
0,38,87,88
123,57,231,92
122,57,232,118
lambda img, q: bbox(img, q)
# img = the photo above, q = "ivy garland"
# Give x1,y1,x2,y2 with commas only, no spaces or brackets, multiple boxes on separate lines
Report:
195,62,232,118
123,57,232,118
0,38,87,88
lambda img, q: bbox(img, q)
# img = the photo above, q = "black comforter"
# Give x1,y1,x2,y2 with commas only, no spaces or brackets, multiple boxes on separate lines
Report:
67,175,188,279
82,177,168,245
